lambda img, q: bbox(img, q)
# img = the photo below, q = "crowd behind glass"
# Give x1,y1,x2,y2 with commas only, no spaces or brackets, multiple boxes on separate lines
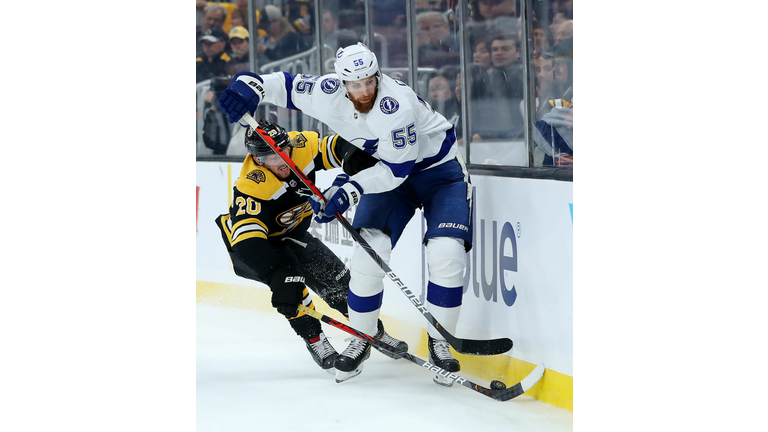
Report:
196,0,573,168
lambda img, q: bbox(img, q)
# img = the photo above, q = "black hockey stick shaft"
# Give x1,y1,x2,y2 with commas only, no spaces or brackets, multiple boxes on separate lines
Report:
297,305,544,402
242,113,512,355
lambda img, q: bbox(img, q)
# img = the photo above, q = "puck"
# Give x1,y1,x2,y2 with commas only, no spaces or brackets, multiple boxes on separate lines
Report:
490,380,506,390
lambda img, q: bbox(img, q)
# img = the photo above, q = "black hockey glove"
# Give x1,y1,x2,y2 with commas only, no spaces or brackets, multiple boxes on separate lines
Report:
268,267,306,318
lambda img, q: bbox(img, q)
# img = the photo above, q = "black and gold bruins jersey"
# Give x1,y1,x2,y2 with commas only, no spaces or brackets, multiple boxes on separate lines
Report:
214,130,375,281
219,131,344,245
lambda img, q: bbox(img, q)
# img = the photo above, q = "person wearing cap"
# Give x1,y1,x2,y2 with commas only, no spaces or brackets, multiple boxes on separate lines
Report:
197,26,232,83
226,26,251,76
197,4,229,55
255,4,310,64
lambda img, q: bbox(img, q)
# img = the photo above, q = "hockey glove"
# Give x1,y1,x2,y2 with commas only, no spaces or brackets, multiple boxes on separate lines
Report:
218,72,265,124
268,267,306,318
308,195,335,224
311,174,363,224
341,144,378,176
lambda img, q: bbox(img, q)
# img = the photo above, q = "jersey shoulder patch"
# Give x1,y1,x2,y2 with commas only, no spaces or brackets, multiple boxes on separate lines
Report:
320,77,341,94
289,131,320,172
379,96,400,114
236,158,284,201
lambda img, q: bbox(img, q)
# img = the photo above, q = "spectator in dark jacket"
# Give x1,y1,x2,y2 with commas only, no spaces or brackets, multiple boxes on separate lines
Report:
416,11,460,67
486,32,524,138
197,27,232,83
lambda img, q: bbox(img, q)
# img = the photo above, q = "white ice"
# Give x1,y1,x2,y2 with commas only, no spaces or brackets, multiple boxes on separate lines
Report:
197,303,573,431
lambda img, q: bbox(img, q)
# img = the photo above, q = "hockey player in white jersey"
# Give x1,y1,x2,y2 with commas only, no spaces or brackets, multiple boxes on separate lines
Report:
218,42,473,386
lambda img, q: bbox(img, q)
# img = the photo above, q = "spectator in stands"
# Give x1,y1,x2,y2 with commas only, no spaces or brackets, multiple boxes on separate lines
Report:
486,32,524,138
488,33,524,100
226,26,251,76
232,0,266,39
554,19,573,44
417,0,446,13
532,20,549,58
198,4,228,55
322,8,339,34
230,7,247,30
428,68,460,125
201,3,227,33
553,0,574,17
286,0,316,45
534,53,556,117
535,37,573,166
517,51,558,131
476,0,518,34
472,37,492,72
256,4,310,65
197,26,231,83
320,9,345,52
548,11,571,45
416,10,460,67
196,0,206,34
477,0,516,20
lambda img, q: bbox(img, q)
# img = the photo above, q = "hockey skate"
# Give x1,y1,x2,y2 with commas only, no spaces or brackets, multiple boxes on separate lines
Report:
372,319,409,359
304,333,338,374
334,337,371,383
428,335,461,387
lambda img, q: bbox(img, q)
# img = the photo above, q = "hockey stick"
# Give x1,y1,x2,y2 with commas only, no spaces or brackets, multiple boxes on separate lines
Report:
241,113,512,355
297,305,544,402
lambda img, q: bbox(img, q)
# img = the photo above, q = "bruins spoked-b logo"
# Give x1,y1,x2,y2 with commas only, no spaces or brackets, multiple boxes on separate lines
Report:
321,78,340,94
380,96,399,114
246,169,267,184
293,133,307,148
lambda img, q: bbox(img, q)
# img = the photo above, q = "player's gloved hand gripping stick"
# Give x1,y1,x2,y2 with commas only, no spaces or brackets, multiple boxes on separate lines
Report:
240,113,513,356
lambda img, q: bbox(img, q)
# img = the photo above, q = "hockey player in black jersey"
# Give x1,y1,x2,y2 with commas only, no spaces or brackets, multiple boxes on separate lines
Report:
215,119,408,373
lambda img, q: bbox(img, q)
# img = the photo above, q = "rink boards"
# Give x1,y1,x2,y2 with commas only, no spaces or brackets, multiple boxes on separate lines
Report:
196,161,573,410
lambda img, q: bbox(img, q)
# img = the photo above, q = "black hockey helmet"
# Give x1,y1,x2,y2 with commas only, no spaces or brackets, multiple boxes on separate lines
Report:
244,119,292,163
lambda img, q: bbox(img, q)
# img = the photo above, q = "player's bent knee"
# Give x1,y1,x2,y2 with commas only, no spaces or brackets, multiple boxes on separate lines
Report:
349,229,391,297
426,237,466,286
350,228,391,277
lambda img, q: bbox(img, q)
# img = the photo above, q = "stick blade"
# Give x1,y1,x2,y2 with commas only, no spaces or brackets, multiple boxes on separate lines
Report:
451,337,514,356
491,363,546,402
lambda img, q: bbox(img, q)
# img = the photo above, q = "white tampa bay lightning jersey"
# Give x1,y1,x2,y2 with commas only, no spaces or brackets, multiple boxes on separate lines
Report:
246,72,457,194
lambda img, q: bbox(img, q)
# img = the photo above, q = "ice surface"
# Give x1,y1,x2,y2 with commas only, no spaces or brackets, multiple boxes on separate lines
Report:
197,304,573,431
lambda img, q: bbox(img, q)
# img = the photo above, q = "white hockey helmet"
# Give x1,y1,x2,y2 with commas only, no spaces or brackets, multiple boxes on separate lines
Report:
334,42,380,93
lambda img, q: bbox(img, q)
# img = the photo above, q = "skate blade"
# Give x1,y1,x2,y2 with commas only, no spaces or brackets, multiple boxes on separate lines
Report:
432,373,455,387
334,364,364,383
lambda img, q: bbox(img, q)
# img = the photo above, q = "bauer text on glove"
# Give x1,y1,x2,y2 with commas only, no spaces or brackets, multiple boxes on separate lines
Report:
268,267,306,318
316,174,363,223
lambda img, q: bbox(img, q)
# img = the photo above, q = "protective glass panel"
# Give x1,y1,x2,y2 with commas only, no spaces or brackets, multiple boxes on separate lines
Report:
529,0,573,167
197,0,325,158
195,0,573,168
462,0,527,166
